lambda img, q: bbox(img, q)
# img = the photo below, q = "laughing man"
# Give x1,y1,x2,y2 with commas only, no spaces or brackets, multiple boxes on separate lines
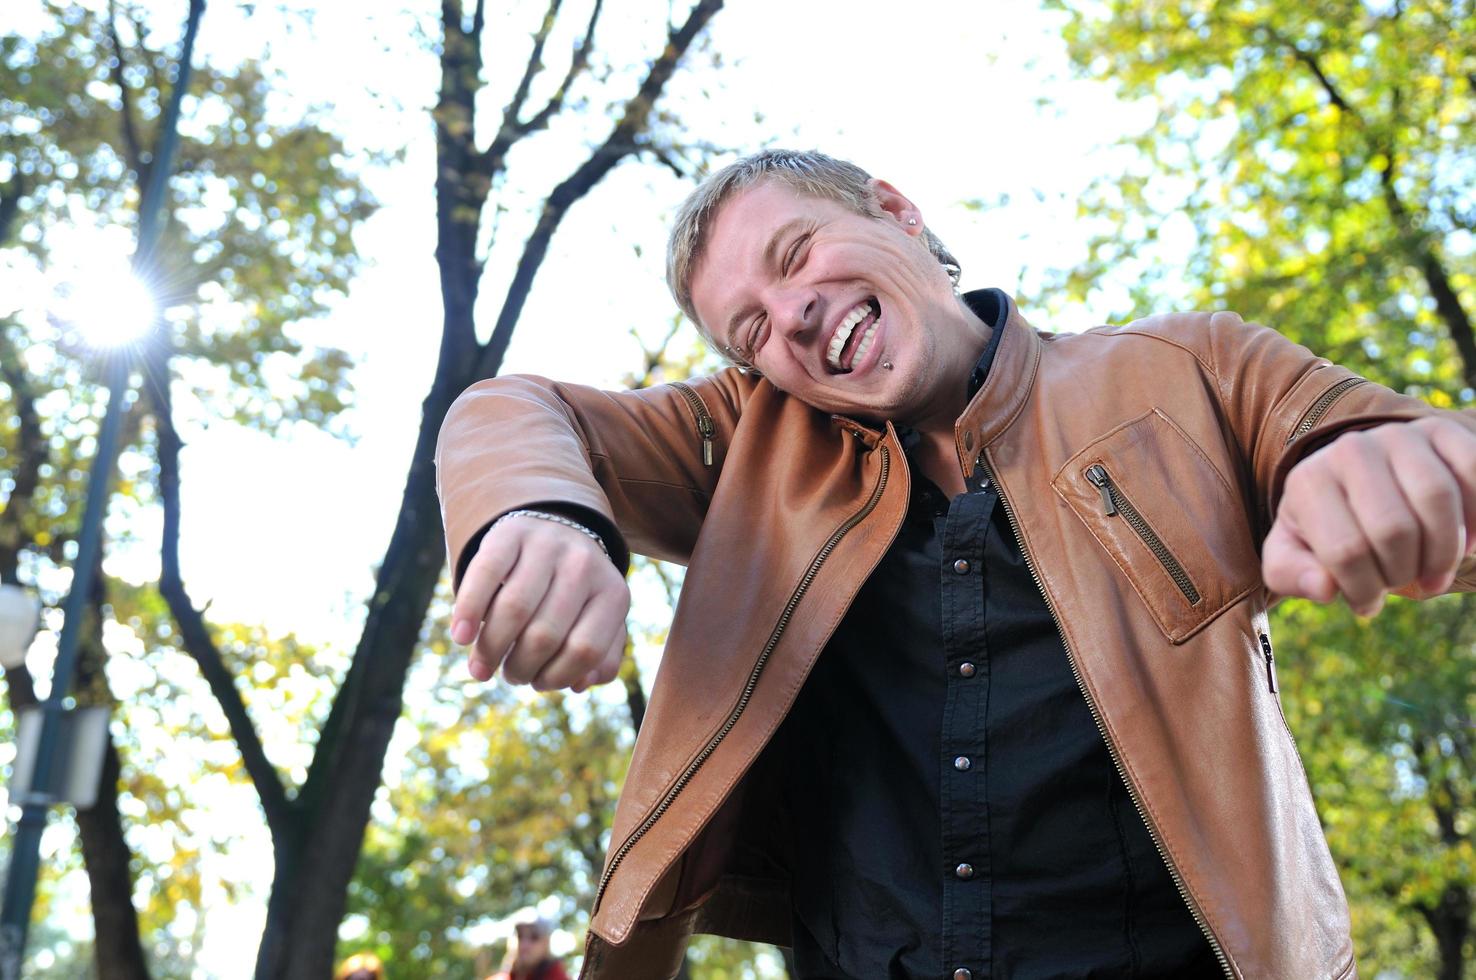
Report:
435,149,1476,979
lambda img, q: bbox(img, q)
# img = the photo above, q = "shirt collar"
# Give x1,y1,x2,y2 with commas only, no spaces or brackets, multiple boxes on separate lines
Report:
962,287,1010,400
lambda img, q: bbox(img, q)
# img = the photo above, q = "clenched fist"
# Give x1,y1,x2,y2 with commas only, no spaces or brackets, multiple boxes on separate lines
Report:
450,512,631,692
1263,416,1476,615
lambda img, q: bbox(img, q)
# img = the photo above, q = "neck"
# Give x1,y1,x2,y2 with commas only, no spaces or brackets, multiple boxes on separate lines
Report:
906,293,995,496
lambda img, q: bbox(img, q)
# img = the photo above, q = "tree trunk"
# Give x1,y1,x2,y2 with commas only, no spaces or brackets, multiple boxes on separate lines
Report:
1420,884,1471,980
75,742,151,980
255,379,468,979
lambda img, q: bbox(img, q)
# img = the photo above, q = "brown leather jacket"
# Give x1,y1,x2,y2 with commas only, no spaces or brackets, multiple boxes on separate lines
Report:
436,298,1476,980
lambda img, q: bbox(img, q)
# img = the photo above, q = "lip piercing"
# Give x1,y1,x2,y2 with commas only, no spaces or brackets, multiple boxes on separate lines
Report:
882,360,893,370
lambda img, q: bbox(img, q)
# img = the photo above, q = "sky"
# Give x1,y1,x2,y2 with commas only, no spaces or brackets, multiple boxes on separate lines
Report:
5,0,1166,976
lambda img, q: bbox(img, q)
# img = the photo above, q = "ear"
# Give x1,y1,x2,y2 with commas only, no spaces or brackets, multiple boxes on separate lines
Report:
867,178,924,237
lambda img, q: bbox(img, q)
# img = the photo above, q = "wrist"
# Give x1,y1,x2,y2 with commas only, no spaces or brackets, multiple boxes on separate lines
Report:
492,509,611,559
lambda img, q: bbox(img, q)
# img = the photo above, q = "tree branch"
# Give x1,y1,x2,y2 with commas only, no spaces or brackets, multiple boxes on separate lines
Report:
0,326,49,584
475,0,725,381
1375,153,1476,391
515,0,604,138
0,172,25,249
500,0,566,139
1290,45,1358,120
106,0,147,178
141,340,293,837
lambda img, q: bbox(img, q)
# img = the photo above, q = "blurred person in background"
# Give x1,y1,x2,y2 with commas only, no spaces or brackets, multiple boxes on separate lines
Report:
334,951,385,980
489,913,570,980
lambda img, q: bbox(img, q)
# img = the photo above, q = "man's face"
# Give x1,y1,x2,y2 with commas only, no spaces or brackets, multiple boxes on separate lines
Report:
688,178,968,424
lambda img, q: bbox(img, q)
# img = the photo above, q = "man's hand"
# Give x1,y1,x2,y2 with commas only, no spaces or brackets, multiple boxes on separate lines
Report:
450,513,630,692
1263,416,1476,615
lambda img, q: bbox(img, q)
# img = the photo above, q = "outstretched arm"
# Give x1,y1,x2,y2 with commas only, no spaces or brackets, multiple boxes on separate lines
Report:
1196,310,1476,610
435,370,751,690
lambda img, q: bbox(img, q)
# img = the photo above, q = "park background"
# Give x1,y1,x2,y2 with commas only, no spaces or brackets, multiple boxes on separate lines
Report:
2,0,1475,976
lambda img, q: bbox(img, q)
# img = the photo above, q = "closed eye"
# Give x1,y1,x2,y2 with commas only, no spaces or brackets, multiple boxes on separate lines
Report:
783,233,811,275
745,314,768,356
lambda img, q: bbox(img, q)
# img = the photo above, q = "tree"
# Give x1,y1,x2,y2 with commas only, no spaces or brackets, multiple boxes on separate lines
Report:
2,1,373,975
1045,0,1476,403
1045,1,1476,974
133,1,726,976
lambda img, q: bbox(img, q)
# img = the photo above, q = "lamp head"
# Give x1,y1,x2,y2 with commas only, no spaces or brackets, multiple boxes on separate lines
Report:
0,584,41,670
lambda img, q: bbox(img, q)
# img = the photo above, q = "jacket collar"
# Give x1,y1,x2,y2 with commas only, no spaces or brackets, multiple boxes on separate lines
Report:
954,291,1043,469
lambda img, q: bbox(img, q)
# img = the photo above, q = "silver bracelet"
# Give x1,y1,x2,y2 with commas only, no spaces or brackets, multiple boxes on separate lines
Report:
492,509,610,558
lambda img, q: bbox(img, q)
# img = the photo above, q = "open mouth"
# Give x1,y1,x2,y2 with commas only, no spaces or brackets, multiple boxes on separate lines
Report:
825,297,881,373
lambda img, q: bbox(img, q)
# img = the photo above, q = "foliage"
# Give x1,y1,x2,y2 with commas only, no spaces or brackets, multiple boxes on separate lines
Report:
1277,594,1476,975
1042,0,1476,402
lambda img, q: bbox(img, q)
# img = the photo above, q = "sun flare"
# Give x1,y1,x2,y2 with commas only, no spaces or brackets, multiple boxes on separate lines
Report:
63,266,158,349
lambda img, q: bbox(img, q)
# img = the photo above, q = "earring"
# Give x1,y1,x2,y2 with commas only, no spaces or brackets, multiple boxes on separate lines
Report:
907,218,918,226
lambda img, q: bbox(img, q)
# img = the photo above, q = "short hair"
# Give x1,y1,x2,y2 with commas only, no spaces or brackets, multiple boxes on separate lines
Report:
666,148,962,345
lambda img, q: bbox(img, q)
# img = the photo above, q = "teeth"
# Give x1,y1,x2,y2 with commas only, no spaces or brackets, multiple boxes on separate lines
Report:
826,301,874,370
853,320,878,363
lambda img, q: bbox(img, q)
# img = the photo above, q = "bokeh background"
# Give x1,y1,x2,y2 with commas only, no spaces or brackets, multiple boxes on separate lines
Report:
2,0,1474,976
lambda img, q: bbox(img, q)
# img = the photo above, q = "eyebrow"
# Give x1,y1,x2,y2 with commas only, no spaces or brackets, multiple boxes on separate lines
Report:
724,218,809,345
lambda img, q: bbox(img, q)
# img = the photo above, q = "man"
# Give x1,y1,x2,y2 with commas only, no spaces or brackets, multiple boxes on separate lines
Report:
435,149,1476,979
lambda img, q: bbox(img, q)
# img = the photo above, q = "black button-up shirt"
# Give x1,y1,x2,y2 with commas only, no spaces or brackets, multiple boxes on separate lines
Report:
774,290,1221,979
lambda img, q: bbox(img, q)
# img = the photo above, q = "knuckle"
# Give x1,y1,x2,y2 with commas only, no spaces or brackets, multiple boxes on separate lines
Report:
1322,536,1369,573
566,640,601,667
494,591,535,622
1368,516,1416,552
521,622,560,656
1411,480,1459,517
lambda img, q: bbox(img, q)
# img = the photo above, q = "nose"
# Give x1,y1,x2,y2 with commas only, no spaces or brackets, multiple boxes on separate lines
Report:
768,283,821,342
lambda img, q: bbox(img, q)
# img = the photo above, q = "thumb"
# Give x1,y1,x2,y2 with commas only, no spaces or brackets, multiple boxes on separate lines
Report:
1262,516,1337,602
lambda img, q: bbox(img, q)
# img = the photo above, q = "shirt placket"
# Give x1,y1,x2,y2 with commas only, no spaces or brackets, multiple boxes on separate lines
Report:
938,487,994,980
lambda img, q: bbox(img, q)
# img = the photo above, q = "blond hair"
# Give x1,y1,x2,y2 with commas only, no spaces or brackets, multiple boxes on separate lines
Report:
666,148,961,341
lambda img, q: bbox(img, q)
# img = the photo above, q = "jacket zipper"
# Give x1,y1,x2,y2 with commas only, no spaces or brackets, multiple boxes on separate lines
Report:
670,381,715,466
979,453,1233,978
592,444,893,913
1259,633,1276,694
1285,377,1367,445
1084,464,1202,606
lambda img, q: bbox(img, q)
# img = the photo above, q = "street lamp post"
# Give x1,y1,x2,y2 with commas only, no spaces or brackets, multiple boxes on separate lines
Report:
0,353,131,980
0,5,204,974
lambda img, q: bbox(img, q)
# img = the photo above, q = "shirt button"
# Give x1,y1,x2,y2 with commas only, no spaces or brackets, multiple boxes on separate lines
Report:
954,970,973,980
958,661,976,678
952,558,970,575
954,756,971,771
955,862,974,879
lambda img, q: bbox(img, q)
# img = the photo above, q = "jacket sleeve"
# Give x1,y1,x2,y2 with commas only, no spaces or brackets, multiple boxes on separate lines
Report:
434,370,752,589
1201,310,1476,592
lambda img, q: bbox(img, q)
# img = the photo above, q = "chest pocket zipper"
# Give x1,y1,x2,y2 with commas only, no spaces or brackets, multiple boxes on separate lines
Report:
1084,463,1202,606
670,381,715,466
